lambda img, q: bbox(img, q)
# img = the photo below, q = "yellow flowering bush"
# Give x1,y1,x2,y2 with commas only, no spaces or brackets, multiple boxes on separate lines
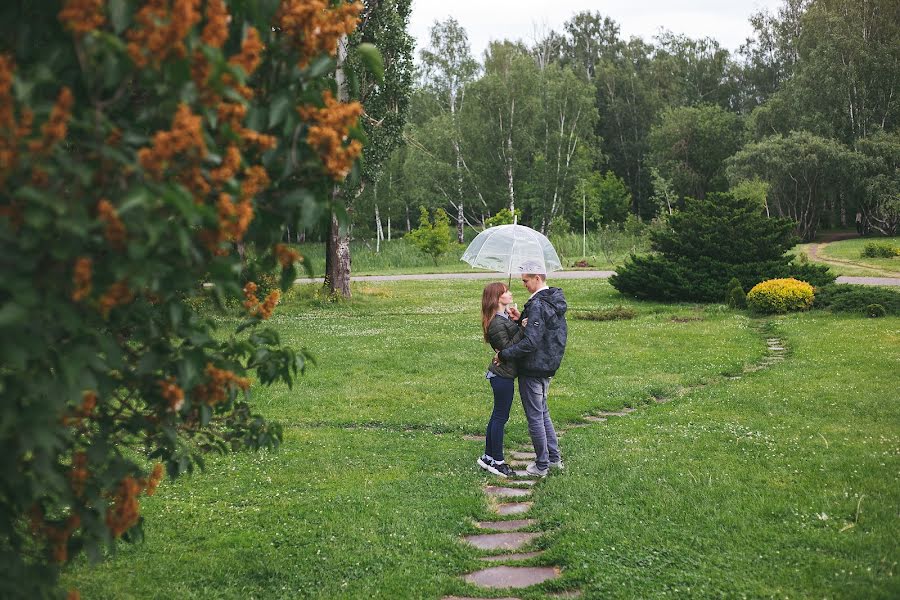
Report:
747,278,815,313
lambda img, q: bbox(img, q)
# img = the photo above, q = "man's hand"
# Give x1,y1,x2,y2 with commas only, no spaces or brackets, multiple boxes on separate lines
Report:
507,306,521,321
521,318,528,328
493,351,501,365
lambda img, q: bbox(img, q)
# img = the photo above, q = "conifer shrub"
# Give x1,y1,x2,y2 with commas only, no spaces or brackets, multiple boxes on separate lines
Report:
814,284,900,316
726,277,747,308
867,303,887,318
746,278,814,313
610,193,834,301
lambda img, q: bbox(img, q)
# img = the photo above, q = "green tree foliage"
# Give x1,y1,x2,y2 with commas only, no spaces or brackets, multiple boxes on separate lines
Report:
727,131,858,241
407,206,451,264
0,1,381,595
610,193,834,302
854,131,900,236
648,104,745,203
580,171,631,226
483,207,521,228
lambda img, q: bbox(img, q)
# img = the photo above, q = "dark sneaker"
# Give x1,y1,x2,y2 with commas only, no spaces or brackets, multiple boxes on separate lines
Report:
494,462,515,477
476,456,507,477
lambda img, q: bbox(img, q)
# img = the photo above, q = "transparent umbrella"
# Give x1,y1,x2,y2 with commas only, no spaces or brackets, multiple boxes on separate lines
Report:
461,223,563,275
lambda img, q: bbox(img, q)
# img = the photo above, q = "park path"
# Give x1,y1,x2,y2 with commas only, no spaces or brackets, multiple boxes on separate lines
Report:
295,269,899,286
443,325,791,598
806,232,899,282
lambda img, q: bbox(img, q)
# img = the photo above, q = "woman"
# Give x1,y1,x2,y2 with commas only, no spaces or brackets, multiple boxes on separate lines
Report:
477,282,524,477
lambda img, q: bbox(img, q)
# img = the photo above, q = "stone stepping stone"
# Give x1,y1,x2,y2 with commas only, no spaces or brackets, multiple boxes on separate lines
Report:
513,470,534,478
494,502,533,515
463,565,560,589
442,596,522,600
463,434,486,442
596,409,634,417
507,480,536,487
476,519,535,531
479,550,544,562
510,451,536,460
653,396,671,403
508,461,530,469
768,346,785,351
582,415,607,423
726,376,742,380
462,532,541,551
485,486,532,498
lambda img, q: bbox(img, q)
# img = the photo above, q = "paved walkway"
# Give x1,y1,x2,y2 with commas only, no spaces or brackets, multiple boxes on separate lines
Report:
295,270,900,286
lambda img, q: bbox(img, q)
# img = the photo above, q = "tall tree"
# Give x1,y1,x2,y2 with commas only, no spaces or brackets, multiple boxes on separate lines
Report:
325,0,414,298
418,17,479,242
648,104,745,202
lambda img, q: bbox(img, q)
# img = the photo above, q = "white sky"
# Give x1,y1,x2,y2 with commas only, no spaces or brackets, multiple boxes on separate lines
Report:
409,0,786,61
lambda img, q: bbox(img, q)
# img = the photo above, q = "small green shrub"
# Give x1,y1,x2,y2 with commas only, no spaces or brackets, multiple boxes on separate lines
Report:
867,303,887,318
574,306,637,321
548,215,572,236
747,278,815,314
861,242,900,258
814,284,900,315
726,277,747,309
407,206,451,264
484,208,522,228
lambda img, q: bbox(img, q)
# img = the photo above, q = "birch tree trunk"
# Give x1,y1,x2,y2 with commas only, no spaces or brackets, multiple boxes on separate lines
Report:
325,36,352,299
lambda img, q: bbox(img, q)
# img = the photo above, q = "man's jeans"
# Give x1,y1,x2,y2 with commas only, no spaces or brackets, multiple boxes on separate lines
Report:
519,376,560,470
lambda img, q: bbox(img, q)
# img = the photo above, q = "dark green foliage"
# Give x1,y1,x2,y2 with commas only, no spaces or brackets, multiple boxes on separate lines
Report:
407,206,451,264
861,242,899,258
610,193,837,301
573,306,637,321
867,304,887,318
726,277,747,308
813,284,900,316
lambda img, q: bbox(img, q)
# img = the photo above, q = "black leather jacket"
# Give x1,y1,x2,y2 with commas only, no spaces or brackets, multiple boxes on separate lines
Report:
486,314,524,379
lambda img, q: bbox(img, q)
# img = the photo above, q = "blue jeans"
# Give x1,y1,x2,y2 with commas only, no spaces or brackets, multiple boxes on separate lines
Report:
519,376,560,470
485,376,514,462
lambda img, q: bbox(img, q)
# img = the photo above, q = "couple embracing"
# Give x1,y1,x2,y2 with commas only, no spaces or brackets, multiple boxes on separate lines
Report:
478,273,568,478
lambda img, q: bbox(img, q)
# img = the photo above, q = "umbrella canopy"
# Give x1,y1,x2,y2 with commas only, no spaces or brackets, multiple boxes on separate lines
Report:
461,223,563,275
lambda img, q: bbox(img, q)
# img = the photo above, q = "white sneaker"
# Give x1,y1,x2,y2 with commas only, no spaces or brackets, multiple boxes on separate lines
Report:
525,462,549,477
549,460,564,471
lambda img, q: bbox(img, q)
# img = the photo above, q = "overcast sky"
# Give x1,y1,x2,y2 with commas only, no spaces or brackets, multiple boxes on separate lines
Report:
408,0,786,61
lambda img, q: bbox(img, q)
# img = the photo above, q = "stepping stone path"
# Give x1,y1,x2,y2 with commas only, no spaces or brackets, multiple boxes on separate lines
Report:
450,330,789,598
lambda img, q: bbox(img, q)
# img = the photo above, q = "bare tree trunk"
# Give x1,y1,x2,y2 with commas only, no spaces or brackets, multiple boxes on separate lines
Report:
375,203,383,253
325,36,352,299
325,212,351,298
455,141,464,243
406,204,411,232
387,216,391,241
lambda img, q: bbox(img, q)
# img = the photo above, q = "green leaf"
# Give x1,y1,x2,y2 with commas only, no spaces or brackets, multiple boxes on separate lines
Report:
268,93,292,129
306,55,336,79
356,43,384,83
0,302,26,327
107,0,133,34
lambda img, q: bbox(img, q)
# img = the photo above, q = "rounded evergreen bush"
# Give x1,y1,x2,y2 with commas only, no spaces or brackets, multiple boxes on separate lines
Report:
866,303,887,318
747,278,814,314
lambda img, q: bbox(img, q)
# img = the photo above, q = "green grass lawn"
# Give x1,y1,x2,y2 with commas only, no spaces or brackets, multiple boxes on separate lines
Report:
63,280,899,599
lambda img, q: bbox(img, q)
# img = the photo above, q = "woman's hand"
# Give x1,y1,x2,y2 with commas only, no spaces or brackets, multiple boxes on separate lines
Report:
507,306,521,320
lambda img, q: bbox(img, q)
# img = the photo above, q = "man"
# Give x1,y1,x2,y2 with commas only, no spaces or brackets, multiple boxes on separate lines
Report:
495,272,568,477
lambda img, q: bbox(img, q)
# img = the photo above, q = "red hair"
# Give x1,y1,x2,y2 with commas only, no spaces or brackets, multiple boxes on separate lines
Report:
481,282,508,343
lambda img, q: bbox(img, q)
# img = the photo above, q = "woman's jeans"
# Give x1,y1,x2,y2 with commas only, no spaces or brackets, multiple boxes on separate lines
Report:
485,376,514,462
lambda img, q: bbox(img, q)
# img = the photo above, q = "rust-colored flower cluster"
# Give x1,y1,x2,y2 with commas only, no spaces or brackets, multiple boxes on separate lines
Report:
192,362,250,406
58,0,106,37
276,0,362,67
210,145,241,184
98,280,134,318
158,376,185,412
97,199,126,247
228,27,264,77
127,0,202,68
200,193,254,254
242,281,280,319
200,0,230,48
71,257,92,302
105,475,141,537
298,90,363,180
62,390,97,426
274,243,301,268
138,463,162,496
30,505,81,563
240,165,270,200
139,104,207,179
28,87,73,156
0,55,34,189
69,452,88,497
